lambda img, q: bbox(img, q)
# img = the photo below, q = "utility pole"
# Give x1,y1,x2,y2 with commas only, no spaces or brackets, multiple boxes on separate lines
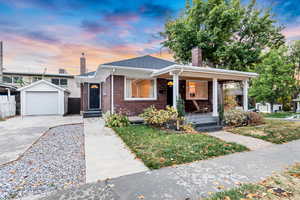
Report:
0,41,3,83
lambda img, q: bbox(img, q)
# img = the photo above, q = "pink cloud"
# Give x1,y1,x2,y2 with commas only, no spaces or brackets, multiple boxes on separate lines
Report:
282,26,300,39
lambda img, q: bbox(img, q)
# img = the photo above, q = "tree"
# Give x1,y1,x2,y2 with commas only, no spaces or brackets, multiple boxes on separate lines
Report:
162,0,285,71
249,48,297,112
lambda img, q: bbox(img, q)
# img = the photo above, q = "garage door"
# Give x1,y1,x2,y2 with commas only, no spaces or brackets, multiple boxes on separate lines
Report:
25,91,59,115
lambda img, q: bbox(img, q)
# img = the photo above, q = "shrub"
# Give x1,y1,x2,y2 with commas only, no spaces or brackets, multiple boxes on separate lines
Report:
105,112,130,128
176,98,185,117
180,123,197,134
140,105,178,127
247,111,264,125
224,109,248,127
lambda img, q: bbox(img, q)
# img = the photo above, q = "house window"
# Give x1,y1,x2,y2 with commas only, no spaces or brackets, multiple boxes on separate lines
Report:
13,76,23,84
51,78,60,85
186,80,208,100
125,78,157,100
51,78,68,87
60,79,68,86
3,76,12,84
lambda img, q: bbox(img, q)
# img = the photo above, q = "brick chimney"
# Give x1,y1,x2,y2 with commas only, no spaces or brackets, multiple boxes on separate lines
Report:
191,47,203,67
80,53,86,75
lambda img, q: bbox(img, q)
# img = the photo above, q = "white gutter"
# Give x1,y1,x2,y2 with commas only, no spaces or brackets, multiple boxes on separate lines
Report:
151,65,258,78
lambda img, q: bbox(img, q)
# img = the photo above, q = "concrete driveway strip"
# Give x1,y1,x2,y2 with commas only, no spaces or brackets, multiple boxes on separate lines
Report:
84,118,148,183
0,115,82,165
40,139,300,200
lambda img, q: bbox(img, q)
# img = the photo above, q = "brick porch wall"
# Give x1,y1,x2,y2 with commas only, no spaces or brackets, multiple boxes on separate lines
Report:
101,76,111,114
112,75,168,116
80,83,89,112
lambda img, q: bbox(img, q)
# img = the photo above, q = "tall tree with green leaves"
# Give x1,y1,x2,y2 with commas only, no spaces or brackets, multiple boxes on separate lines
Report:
162,0,285,71
250,48,297,112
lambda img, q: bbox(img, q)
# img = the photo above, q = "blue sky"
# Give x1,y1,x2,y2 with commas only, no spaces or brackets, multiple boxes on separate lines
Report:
0,0,299,74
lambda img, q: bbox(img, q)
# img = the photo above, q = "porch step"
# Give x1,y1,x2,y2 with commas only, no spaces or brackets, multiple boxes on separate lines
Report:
191,116,223,132
83,110,102,118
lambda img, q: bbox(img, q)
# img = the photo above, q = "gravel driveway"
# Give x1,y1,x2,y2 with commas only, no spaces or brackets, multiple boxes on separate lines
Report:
0,124,85,199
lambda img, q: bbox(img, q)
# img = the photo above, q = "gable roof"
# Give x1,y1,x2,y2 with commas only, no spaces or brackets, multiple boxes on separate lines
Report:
17,80,70,93
80,71,96,77
101,55,176,70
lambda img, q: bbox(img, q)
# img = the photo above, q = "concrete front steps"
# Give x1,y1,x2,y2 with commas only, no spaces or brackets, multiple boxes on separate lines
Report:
83,110,102,118
186,113,223,132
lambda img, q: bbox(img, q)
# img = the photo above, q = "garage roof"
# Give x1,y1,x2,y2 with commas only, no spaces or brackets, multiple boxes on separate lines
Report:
17,80,70,93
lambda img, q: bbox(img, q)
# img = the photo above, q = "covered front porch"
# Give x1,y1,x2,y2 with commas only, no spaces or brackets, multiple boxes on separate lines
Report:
152,65,258,117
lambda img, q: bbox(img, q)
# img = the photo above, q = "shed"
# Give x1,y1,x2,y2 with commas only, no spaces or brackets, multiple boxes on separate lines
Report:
18,80,70,116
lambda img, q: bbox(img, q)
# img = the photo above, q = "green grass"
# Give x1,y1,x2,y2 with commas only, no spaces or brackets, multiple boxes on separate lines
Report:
229,119,300,144
205,184,264,200
113,125,248,169
205,163,300,200
262,112,295,118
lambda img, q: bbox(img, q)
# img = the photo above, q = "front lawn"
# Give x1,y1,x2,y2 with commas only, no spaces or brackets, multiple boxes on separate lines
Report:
262,112,295,118
205,163,300,200
228,119,300,144
114,125,248,169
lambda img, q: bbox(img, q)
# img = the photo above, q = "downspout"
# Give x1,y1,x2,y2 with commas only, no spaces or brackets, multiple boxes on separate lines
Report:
111,67,115,114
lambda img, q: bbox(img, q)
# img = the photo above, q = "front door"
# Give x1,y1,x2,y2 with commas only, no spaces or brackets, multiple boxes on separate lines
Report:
167,81,173,106
89,84,100,109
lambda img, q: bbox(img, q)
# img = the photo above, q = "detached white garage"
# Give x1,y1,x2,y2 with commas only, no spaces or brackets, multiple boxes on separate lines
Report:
18,80,69,116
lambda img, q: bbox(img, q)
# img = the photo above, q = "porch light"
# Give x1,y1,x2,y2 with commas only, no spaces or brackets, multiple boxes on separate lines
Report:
167,81,173,86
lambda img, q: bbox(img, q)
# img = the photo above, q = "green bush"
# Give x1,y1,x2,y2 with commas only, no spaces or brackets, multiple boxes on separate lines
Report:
176,98,185,117
105,113,130,128
139,105,178,127
224,109,248,127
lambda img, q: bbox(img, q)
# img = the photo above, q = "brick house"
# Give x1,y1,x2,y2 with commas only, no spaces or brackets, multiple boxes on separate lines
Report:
76,48,258,117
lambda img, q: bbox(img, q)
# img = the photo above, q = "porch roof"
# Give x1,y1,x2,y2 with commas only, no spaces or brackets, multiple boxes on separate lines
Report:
151,65,258,81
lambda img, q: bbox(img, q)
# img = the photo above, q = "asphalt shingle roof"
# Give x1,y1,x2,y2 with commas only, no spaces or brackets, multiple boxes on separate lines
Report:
80,71,96,77
102,55,176,70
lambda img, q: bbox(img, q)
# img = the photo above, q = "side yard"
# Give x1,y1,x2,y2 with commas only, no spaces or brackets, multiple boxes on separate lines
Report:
228,119,300,144
114,125,248,169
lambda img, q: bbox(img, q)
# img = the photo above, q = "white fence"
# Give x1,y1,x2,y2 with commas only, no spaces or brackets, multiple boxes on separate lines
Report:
0,95,16,118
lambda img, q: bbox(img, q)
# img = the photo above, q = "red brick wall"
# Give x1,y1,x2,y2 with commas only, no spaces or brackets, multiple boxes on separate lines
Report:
101,76,111,113
80,83,89,111
112,75,168,116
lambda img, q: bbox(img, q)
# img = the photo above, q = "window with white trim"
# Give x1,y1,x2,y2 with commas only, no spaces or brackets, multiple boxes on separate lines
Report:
186,80,208,100
125,78,156,100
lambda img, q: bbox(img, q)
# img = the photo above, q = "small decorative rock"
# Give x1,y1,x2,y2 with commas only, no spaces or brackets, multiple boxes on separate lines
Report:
0,124,85,199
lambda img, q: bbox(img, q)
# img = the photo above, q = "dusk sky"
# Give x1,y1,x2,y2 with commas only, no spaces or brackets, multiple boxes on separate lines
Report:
0,0,299,74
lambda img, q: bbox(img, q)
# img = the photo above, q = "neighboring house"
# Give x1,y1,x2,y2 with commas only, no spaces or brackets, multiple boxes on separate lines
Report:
76,47,258,117
2,71,80,98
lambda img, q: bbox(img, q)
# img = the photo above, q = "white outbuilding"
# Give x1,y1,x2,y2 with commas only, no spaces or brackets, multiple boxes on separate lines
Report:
18,80,69,116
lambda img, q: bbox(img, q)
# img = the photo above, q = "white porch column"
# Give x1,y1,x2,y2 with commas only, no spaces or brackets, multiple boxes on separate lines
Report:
212,78,218,117
172,73,179,108
243,80,249,111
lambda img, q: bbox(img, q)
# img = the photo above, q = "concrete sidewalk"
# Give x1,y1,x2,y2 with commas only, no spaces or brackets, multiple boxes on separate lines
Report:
84,118,148,183
0,115,82,165
41,139,300,200
207,131,273,150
